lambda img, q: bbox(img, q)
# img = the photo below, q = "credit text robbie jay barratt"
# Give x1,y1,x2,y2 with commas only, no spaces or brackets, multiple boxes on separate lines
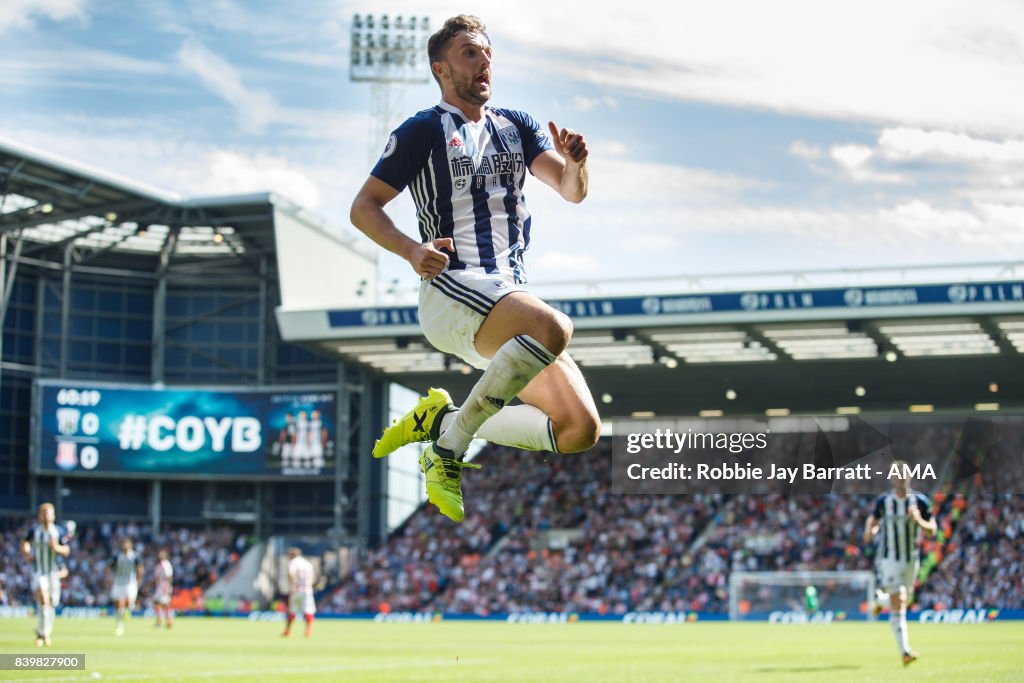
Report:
625,461,876,483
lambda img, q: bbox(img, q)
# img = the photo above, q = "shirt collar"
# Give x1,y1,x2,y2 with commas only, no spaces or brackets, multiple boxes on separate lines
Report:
437,100,488,121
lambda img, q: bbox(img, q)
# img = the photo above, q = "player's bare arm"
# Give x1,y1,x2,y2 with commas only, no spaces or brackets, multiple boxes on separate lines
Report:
48,535,70,558
863,515,879,544
531,121,588,203
350,176,454,279
908,505,937,536
21,539,32,561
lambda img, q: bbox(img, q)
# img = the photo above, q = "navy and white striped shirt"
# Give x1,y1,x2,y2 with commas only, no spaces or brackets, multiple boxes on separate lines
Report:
113,551,139,586
24,524,61,575
372,101,553,284
872,491,932,563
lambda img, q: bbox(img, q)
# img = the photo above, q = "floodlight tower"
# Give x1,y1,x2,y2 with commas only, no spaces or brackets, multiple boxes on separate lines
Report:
350,13,431,166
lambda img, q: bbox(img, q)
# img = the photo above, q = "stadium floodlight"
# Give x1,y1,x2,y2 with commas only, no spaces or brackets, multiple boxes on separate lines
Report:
350,14,431,83
350,13,432,168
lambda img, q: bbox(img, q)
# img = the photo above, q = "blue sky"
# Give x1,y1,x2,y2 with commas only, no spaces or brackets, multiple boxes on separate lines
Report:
2,0,1022,295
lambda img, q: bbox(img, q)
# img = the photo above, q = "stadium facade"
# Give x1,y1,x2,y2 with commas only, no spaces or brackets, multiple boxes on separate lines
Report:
0,138,389,543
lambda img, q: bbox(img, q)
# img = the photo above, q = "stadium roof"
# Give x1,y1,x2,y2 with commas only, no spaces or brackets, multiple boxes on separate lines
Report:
0,135,330,265
279,265,1024,417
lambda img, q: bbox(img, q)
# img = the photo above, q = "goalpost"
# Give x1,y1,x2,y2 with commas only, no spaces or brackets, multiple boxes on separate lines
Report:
729,570,876,621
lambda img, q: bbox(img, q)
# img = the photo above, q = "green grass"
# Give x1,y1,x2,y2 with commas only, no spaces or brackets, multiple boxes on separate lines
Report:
0,617,1020,682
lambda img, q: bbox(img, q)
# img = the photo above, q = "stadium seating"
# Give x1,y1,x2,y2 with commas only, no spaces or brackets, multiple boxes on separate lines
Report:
325,438,1023,614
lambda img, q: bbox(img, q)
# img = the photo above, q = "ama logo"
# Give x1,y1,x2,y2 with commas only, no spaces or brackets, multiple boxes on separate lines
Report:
889,462,936,479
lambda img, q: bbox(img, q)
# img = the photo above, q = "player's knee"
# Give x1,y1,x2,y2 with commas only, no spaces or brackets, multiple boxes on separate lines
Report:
555,412,601,453
533,309,572,356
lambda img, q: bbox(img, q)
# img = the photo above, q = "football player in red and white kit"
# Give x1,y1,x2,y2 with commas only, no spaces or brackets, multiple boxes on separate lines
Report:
282,547,316,638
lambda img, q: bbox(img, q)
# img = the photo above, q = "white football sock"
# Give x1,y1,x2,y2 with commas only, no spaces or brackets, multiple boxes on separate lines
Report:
44,605,55,637
890,609,910,654
437,335,556,456
439,403,558,452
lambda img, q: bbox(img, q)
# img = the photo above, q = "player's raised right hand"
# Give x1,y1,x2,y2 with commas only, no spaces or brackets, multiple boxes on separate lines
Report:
407,238,453,279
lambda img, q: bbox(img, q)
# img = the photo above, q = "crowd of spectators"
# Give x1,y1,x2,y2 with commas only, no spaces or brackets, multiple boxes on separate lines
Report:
328,446,579,613
326,430,1024,614
915,494,1024,610
0,517,248,607
4,421,1020,615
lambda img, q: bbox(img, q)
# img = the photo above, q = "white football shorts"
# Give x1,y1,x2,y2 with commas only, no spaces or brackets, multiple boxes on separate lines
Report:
154,585,172,606
289,590,316,616
418,270,525,370
877,559,918,594
111,581,138,605
32,572,61,606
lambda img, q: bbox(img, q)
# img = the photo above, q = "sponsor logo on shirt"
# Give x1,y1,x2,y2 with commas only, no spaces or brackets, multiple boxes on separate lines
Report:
380,134,398,159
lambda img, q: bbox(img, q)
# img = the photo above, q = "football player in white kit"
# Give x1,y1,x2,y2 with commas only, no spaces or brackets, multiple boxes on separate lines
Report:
111,537,144,636
293,411,310,469
281,547,316,638
153,549,174,629
21,502,70,646
864,461,937,666
309,409,326,469
351,14,601,522
279,412,296,469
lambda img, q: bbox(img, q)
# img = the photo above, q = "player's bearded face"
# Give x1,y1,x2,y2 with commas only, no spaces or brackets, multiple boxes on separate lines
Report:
442,32,492,106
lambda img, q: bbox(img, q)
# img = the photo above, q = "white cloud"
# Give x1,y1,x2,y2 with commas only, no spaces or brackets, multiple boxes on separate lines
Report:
831,144,873,169
0,119,368,222
570,95,618,113
171,151,322,209
587,157,769,205
830,144,905,184
480,0,1024,138
0,0,85,33
788,141,823,161
877,200,982,239
177,36,279,132
0,47,170,91
878,127,1024,165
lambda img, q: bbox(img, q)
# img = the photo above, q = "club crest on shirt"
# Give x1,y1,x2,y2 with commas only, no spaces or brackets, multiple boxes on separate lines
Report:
498,126,520,146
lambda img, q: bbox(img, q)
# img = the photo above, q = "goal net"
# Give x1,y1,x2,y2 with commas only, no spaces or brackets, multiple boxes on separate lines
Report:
728,570,876,621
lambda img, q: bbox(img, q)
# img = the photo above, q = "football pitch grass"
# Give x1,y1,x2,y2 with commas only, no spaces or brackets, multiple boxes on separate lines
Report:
0,617,1020,682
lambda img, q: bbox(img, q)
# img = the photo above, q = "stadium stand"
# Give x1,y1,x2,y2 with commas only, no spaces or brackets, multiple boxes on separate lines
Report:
326,438,1024,614
1,517,250,608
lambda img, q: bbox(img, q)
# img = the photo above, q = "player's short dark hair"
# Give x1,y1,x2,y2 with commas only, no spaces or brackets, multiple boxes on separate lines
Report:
427,15,489,85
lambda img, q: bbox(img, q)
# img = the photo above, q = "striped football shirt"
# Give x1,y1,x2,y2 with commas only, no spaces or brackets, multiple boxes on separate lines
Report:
372,100,554,284
872,491,933,563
